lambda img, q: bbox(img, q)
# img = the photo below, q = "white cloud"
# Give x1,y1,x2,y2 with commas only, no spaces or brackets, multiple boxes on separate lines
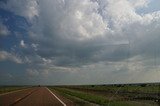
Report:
0,51,22,64
26,69,39,77
0,22,10,36
31,43,38,51
129,0,150,8
1,0,160,84
31,0,107,41
27,0,160,65
26,68,50,78
2,0,160,42
0,0,39,21
20,40,26,48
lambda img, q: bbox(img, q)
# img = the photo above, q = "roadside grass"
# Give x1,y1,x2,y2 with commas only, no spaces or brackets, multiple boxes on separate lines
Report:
51,87,109,105
64,85,160,105
65,84,160,93
0,86,27,94
61,94,92,106
50,87,159,106
109,101,158,106
51,87,149,106
49,87,92,106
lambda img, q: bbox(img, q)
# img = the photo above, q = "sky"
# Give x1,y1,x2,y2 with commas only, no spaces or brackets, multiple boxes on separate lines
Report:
0,0,160,85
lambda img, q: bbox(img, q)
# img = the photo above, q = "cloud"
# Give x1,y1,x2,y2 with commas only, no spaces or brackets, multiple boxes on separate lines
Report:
0,22,10,36
31,43,38,51
1,0,160,67
27,0,160,66
0,51,22,64
0,0,39,21
26,69,39,77
20,40,26,48
129,0,150,8
1,0,160,84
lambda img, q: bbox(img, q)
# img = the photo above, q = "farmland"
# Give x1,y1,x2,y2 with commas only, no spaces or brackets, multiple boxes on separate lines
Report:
0,84,160,106
0,86,28,94
49,83,160,106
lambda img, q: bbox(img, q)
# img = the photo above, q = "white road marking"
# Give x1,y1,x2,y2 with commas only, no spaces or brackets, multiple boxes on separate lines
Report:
46,87,67,106
14,98,21,102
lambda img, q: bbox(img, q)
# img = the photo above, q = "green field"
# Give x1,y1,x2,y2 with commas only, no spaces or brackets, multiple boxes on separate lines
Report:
1,84,159,106
0,86,28,94
49,83,160,106
63,84,160,93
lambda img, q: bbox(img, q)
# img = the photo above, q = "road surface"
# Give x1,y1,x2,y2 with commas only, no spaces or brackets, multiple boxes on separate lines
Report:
0,87,73,106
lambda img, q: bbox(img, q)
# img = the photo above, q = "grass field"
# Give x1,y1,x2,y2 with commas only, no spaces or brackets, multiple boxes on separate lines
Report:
49,83,160,106
50,87,109,105
1,84,159,105
63,84,160,93
0,86,28,94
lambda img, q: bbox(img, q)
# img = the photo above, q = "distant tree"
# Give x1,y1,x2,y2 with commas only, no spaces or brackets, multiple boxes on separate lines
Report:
116,85,121,87
140,84,147,87
91,85,95,87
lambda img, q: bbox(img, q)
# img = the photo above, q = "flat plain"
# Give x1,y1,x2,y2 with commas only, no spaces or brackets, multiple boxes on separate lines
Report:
0,83,159,106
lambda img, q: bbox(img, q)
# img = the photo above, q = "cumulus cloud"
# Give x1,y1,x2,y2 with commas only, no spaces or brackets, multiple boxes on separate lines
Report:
0,0,39,21
0,51,23,64
27,0,160,66
129,0,150,8
2,0,160,66
26,69,39,77
1,0,160,84
20,40,26,48
0,22,10,36
31,43,38,51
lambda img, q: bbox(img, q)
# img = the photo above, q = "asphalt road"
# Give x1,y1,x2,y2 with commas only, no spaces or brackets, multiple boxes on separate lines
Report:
0,87,73,106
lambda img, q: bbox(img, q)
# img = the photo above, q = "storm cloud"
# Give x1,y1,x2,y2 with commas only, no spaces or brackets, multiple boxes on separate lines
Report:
0,0,160,85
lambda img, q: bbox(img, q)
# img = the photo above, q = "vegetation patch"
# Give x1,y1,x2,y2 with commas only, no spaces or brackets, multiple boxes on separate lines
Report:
0,86,27,94
49,85,159,106
51,87,109,105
